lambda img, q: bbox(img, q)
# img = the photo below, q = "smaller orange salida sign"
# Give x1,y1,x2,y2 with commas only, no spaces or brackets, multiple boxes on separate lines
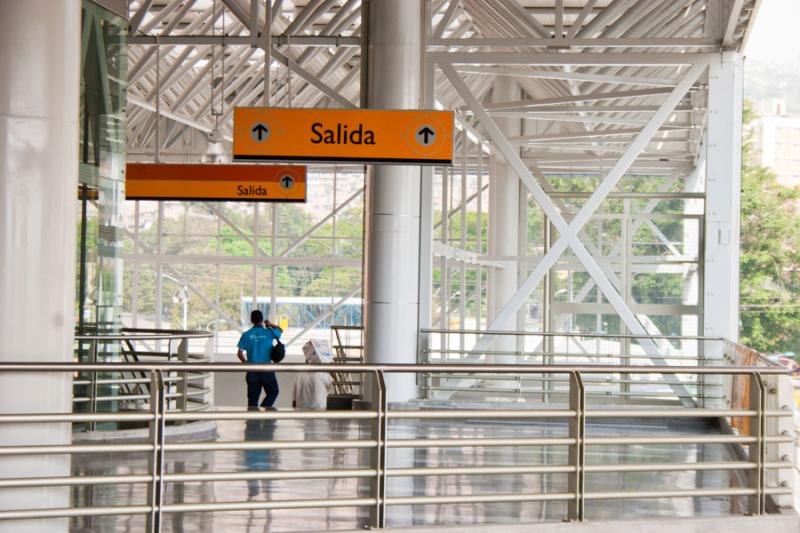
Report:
126,163,306,202
233,107,454,165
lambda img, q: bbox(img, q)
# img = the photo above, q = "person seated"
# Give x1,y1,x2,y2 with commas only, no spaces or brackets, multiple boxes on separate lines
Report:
293,340,334,410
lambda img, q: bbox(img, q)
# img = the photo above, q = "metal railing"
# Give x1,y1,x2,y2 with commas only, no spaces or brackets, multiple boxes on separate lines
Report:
331,325,364,396
0,361,794,531
421,329,729,405
73,329,214,425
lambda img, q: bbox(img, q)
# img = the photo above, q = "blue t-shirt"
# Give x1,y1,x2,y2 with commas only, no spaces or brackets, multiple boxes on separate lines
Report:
237,326,281,364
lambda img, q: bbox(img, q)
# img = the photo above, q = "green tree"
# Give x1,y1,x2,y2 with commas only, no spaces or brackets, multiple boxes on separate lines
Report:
739,103,800,352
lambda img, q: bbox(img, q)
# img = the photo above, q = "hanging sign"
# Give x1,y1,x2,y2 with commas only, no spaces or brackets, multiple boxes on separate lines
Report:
232,107,455,165
125,163,306,202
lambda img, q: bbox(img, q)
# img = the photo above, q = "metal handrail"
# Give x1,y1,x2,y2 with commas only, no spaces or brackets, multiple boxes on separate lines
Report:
73,329,215,424
3,362,787,374
422,328,727,341
75,328,214,342
0,362,792,529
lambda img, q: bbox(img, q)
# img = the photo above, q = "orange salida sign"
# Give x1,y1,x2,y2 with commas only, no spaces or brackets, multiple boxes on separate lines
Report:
126,163,306,202
233,107,454,165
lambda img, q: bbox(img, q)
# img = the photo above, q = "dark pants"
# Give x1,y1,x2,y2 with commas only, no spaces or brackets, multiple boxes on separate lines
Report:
246,371,279,408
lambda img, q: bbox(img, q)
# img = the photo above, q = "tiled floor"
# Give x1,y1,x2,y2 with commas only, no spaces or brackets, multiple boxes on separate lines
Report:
70,408,748,532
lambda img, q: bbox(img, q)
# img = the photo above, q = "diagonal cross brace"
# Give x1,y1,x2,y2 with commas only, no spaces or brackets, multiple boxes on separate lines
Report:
439,62,706,405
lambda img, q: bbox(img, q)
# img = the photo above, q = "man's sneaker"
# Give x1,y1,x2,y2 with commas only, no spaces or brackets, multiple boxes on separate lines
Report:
247,406,260,411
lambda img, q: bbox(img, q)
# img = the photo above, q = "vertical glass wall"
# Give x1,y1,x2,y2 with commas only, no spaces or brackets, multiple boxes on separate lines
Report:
77,0,127,334
75,1,127,419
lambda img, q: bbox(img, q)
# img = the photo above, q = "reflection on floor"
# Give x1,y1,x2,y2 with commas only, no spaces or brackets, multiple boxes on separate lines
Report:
71,409,746,532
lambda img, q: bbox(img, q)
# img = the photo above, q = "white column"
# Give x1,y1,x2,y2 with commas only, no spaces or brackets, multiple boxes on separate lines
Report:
488,78,520,363
704,52,743,342
363,0,422,402
704,52,743,410
0,1,80,531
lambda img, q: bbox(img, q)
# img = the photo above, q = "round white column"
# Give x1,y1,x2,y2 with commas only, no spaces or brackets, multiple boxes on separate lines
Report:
0,1,81,531
363,0,422,402
488,78,520,363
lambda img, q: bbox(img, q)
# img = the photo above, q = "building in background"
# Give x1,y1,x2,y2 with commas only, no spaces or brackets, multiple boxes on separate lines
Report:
752,99,800,188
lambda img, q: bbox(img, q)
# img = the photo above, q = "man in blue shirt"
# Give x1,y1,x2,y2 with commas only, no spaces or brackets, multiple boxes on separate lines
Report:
237,310,282,410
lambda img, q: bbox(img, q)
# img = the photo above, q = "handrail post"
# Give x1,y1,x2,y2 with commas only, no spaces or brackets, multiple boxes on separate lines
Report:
177,338,189,414
89,339,99,430
567,371,585,522
147,369,166,533
747,372,766,515
369,370,387,529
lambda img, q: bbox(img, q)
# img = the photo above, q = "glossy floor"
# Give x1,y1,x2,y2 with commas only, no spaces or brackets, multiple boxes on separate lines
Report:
71,410,748,532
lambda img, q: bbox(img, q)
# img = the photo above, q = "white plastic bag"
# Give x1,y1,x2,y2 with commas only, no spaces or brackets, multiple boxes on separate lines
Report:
302,339,333,364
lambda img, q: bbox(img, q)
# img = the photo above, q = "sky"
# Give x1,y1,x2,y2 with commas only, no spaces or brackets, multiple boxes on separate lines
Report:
743,0,800,63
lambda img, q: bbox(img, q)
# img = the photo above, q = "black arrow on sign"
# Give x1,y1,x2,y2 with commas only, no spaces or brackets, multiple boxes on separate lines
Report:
418,126,435,144
252,124,269,141
281,176,293,188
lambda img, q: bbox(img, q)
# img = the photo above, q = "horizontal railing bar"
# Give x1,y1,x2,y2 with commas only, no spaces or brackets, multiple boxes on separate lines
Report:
0,474,154,488
586,435,756,445
764,487,794,495
164,440,378,452
423,386,714,398
0,497,378,520
0,413,155,423
584,488,757,500
22,490,791,522
427,349,706,360
585,409,757,418
587,461,794,473
585,462,756,472
431,375,716,386
73,395,151,403
0,443,154,456
163,497,377,513
386,409,575,419
1,431,789,449
8,461,788,489
73,375,208,386
73,391,201,402
164,410,378,421
386,492,574,505
421,329,726,341
0,470,375,489
2,408,788,426
0,362,786,375
0,439,379,456
0,505,154,520
765,461,796,469
388,437,575,448
75,331,212,341
388,465,575,476
764,435,795,443
166,469,377,483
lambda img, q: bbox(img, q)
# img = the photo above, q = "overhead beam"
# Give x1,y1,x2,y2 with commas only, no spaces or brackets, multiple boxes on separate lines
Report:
483,87,675,110
455,65,679,87
722,0,746,47
429,52,717,65
428,37,719,48
128,35,362,46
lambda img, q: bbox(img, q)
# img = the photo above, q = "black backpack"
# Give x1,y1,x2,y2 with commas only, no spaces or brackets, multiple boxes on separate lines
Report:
269,327,285,363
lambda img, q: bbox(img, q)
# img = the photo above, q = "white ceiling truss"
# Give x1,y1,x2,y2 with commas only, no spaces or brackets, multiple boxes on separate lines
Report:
125,0,759,160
